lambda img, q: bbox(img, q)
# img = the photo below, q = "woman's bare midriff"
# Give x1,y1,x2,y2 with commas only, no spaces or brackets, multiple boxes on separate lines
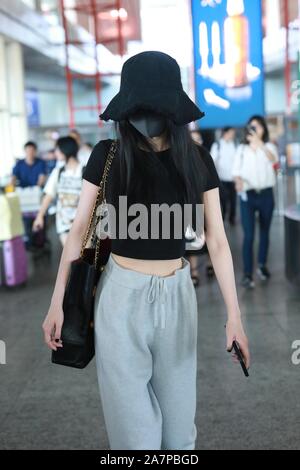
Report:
111,253,183,277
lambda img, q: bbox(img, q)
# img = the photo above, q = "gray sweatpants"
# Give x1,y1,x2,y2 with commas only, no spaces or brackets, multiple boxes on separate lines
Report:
94,254,198,450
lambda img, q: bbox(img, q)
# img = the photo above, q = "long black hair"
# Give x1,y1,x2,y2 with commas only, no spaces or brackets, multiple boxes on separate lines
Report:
114,119,207,205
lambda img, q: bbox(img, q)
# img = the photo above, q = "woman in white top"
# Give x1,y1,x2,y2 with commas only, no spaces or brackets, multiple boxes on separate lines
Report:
33,137,84,247
232,116,279,289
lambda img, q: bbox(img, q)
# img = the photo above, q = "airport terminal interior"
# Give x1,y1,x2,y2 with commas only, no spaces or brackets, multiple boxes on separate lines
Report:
0,0,300,451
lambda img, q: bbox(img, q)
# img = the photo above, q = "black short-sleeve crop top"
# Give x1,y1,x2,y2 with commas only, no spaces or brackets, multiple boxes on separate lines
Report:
82,139,220,260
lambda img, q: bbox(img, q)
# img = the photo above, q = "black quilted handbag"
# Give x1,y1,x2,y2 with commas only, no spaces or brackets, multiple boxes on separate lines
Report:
51,141,117,369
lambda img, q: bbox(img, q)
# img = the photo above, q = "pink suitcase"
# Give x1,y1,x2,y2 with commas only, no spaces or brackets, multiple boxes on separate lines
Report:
0,236,28,287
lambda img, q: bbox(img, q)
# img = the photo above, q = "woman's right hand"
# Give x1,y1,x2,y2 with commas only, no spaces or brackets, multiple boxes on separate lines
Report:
235,177,244,193
42,303,64,351
33,214,44,232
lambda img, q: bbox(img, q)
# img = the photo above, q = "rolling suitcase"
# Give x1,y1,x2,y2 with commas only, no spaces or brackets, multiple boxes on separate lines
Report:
0,236,28,287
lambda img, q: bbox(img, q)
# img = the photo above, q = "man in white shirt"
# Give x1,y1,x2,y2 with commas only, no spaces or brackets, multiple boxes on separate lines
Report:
211,127,237,225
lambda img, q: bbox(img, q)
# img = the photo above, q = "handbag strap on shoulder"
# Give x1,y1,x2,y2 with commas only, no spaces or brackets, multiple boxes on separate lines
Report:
80,140,117,260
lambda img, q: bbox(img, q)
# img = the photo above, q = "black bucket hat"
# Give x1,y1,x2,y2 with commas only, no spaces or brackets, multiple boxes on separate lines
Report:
100,51,205,125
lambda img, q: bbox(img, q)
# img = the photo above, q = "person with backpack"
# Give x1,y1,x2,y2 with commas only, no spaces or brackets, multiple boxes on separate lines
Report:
33,136,84,247
211,127,237,226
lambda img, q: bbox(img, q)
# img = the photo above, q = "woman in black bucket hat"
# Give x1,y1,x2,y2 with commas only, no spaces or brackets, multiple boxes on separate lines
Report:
43,51,250,450
100,51,204,125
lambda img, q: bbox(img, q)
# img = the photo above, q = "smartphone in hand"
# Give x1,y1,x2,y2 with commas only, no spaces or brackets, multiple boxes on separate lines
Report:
231,340,249,378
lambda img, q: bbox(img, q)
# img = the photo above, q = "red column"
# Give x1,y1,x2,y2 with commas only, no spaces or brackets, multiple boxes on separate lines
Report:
284,0,291,114
59,0,75,129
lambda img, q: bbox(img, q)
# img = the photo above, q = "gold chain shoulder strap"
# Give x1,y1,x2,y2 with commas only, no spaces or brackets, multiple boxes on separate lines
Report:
80,140,117,260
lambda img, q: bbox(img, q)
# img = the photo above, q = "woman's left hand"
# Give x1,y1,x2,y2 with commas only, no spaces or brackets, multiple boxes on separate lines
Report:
226,318,250,370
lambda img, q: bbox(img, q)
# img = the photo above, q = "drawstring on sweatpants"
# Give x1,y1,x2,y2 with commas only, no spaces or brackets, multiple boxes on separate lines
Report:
147,276,168,329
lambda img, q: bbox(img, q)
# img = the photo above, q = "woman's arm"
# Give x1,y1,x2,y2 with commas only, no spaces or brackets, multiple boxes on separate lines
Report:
231,145,244,192
34,169,58,230
203,187,250,368
43,180,99,351
234,177,244,192
37,174,47,187
247,134,278,164
33,194,53,231
262,146,277,164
